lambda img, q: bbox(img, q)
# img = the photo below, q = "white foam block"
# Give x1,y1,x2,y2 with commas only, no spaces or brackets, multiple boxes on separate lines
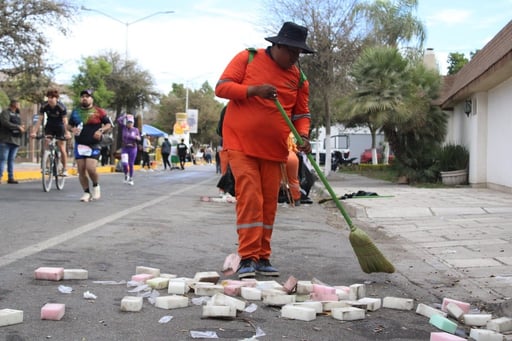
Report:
135,266,160,277
120,296,143,312
63,269,88,280
155,295,189,309
446,302,464,320
241,287,262,301
292,301,323,313
322,301,350,312
331,307,365,321
193,271,220,283
0,309,23,327
416,303,447,318
194,284,224,296
348,284,366,300
281,304,316,321
202,305,236,318
382,296,414,310
211,293,246,311
168,281,187,295
486,316,512,333
296,281,313,295
262,294,296,306
354,297,381,311
463,313,492,327
469,328,504,341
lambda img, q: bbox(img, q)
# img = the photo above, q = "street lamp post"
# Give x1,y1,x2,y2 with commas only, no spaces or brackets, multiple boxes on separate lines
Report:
81,7,174,60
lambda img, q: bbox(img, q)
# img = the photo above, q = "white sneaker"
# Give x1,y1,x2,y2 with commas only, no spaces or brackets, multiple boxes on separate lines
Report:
91,185,101,200
128,179,134,186
149,169,154,172
80,192,91,202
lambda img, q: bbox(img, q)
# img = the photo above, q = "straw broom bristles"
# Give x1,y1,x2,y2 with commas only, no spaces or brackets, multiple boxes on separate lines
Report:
275,99,396,274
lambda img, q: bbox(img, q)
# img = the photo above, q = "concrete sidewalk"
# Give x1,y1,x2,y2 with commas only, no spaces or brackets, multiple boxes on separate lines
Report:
315,172,512,309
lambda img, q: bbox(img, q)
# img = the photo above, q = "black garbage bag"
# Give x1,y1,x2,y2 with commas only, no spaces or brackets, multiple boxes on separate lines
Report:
217,164,235,196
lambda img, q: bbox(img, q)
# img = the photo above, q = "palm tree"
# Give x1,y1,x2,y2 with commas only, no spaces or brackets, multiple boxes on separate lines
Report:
342,46,408,164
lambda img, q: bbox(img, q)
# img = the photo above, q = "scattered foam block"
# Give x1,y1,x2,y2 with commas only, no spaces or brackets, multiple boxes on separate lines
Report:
211,293,246,311
0,309,23,327
429,314,457,334
241,287,262,301
131,273,154,283
383,296,414,310
416,303,447,318
281,304,316,321
221,253,240,276
349,284,366,300
261,288,287,299
146,277,169,290
135,266,160,277
193,271,220,284
120,296,143,312
446,302,464,320
331,307,365,321
311,292,339,302
160,273,178,279
283,275,298,294
263,294,296,306
487,316,512,333
155,295,189,309
293,301,323,314
322,301,350,312
194,284,224,296
168,280,187,295
34,267,64,281
469,328,504,341
257,280,284,290
63,269,88,280
202,305,236,318
296,281,313,295
430,332,466,341
354,297,381,311
334,286,350,300
224,284,241,296
463,313,492,327
441,298,470,314
40,303,65,320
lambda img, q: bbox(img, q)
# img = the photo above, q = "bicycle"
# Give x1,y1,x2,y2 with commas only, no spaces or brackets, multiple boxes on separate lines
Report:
37,135,66,192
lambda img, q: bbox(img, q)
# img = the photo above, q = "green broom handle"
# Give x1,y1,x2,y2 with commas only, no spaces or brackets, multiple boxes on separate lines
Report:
274,99,356,232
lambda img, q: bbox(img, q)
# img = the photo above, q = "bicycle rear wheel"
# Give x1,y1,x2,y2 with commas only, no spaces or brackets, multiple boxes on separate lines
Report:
55,154,65,190
42,151,53,192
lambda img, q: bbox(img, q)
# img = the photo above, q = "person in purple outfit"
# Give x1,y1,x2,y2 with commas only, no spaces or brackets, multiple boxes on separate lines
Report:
117,113,140,185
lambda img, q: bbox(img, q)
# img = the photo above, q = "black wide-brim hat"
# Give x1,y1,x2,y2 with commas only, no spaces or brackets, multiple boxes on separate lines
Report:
265,22,315,54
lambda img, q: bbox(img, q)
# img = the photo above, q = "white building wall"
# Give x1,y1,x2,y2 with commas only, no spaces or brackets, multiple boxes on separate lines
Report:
467,93,488,186
486,78,512,189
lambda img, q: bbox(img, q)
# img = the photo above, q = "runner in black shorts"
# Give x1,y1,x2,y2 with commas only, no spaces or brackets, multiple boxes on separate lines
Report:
30,89,71,176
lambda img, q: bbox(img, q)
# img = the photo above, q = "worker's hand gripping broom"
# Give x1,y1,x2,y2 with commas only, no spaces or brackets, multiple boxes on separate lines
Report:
275,99,395,273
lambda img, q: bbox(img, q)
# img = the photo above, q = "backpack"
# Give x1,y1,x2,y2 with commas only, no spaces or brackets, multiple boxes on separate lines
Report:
216,48,307,137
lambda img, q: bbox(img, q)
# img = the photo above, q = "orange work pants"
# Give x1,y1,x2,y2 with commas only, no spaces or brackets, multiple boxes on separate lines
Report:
286,151,301,202
227,150,282,261
219,149,229,174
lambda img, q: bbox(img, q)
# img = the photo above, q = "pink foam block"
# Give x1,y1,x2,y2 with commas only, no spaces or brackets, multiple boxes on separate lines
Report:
224,284,241,296
441,298,470,314
430,332,466,341
131,273,154,283
283,275,298,294
312,284,336,295
34,267,64,281
221,253,241,276
311,292,339,302
41,303,65,320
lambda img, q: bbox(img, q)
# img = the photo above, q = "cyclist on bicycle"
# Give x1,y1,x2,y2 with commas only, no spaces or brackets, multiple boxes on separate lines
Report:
30,88,71,176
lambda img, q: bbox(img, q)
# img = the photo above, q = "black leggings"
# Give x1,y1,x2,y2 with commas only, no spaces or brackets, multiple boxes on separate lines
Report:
161,153,171,169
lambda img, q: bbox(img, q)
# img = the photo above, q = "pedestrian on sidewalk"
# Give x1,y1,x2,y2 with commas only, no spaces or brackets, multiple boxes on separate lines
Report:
68,89,112,202
0,99,26,184
160,136,172,170
30,88,71,176
117,113,140,185
141,133,153,171
177,138,188,170
215,22,313,278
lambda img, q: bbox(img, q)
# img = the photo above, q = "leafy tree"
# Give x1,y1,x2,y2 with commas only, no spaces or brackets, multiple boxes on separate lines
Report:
0,0,77,101
446,52,468,75
70,57,115,109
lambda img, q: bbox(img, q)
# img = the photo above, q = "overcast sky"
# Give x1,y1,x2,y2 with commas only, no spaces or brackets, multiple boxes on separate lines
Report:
49,0,511,95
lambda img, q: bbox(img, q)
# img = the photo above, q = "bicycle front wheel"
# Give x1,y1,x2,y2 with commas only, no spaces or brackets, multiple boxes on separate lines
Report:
55,154,65,190
42,152,53,192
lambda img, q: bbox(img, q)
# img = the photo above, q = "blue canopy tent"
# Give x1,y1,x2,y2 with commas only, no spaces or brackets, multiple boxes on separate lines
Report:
142,124,168,137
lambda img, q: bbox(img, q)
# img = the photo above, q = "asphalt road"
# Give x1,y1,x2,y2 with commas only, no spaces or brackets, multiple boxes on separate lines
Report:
0,165,445,340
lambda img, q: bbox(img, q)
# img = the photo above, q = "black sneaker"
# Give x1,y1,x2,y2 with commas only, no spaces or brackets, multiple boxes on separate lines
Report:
237,258,256,279
255,258,280,277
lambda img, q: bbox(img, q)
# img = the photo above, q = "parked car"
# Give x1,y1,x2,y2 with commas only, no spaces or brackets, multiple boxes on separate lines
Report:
360,148,394,164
